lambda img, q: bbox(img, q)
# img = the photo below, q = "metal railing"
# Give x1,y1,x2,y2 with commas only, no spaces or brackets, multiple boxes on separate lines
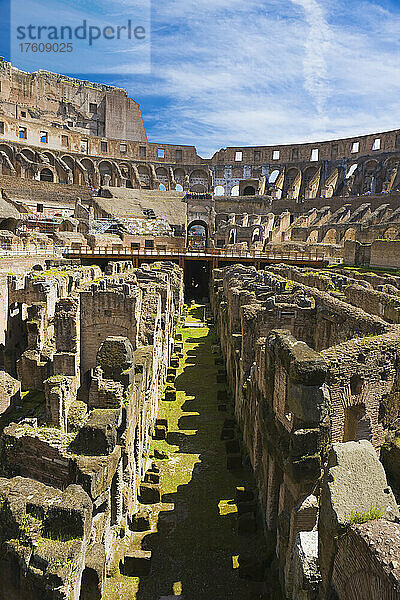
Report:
62,245,341,263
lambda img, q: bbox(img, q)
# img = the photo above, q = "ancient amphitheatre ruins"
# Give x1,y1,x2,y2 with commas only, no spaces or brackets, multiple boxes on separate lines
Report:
0,58,400,599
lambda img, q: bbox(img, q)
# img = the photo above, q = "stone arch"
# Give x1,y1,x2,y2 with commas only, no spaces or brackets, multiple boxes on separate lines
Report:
346,163,358,178
383,226,400,240
42,151,56,166
0,144,14,162
343,228,356,242
189,169,209,191
20,148,36,162
39,167,54,182
137,164,151,188
284,167,301,199
306,229,319,244
156,166,169,190
175,184,183,192
363,159,379,193
214,185,225,196
269,169,280,184
62,155,75,170
187,219,208,249
302,165,320,199
227,227,236,245
231,185,239,196
322,228,337,244
174,168,186,187
251,226,262,244
99,160,113,186
243,185,256,196
0,144,16,175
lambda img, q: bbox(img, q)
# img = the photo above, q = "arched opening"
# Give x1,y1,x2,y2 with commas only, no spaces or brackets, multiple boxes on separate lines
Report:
42,152,56,166
252,227,262,245
269,169,280,184
137,165,151,188
190,184,206,192
243,185,256,196
20,148,36,162
214,185,225,196
187,219,208,250
174,168,186,188
175,184,183,192
346,163,358,179
156,166,169,190
40,168,54,182
99,161,113,186
231,185,239,196
0,144,14,162
189,169,208,191
284,168,300,199
159,183,167,191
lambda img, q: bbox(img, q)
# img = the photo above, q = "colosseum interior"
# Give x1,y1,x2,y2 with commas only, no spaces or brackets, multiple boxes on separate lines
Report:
0,59,400,600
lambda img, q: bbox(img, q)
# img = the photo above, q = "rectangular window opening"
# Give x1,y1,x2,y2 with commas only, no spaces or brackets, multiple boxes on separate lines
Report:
235,151,243,162
373,138,381,151
311,148,319,161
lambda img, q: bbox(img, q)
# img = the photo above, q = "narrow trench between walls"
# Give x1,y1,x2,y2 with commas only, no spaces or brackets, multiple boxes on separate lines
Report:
103,304,279,600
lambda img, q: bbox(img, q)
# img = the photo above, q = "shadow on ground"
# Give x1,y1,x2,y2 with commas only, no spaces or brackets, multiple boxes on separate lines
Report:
134,318,273,600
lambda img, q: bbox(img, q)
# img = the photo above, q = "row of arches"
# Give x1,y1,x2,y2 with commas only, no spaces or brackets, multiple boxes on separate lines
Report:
212,155,400,200
0,143,212,191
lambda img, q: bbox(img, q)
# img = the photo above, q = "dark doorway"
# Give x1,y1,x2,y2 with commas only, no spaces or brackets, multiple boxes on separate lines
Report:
185,260,210,300
187,220,208,250
243,185,256,196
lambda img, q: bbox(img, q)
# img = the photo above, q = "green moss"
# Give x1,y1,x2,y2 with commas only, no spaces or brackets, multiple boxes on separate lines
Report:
345,506,384,525
104,304,270,599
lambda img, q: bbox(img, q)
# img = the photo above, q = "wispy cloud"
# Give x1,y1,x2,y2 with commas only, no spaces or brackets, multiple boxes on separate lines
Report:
290,0,332,114
9,0,398,157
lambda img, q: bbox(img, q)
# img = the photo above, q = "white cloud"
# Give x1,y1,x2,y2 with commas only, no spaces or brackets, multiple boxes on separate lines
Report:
290,0,332,113
114,0,400,156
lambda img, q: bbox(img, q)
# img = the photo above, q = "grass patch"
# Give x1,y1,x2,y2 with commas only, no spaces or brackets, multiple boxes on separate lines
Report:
345,506,384,525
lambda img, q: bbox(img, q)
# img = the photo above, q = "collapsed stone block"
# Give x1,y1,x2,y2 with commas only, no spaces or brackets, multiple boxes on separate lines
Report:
164,386,176,401
129,509,152,531
153,425,167,440
120,550,152,576
139,483,161,504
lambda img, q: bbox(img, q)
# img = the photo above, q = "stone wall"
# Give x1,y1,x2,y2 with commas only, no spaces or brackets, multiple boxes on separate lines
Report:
211,263,400,599
0,259,184,598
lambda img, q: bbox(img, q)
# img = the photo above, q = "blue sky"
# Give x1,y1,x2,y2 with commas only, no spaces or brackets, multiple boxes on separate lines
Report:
1,0,400,157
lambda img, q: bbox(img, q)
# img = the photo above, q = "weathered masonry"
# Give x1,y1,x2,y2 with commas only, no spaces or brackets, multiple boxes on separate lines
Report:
211,263,400,600
0,260,183,599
